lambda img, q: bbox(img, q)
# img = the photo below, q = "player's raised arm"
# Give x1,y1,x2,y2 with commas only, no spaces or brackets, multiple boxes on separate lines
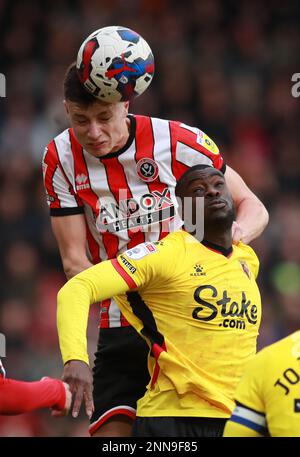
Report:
224,166,269,244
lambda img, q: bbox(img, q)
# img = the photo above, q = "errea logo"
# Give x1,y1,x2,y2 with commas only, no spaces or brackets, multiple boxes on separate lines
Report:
75,173,90,190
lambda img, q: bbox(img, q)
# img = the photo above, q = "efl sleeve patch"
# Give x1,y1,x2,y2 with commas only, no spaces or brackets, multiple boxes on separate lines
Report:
123,242,158,260
179,123,220,155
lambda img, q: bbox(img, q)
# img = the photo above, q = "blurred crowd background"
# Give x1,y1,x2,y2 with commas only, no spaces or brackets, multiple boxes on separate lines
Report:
0,0,300,436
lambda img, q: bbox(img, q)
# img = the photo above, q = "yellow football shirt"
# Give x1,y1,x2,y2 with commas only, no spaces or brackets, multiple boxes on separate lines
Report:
223,331,300,437
57,230,261,418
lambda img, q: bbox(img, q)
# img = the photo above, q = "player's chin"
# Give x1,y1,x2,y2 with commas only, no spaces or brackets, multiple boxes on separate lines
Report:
205,207,233,225
205,206,228,219
86,144,110,157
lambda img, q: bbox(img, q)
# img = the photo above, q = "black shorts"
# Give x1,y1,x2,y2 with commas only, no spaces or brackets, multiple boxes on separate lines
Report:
89,326,150,435
132,417,227,437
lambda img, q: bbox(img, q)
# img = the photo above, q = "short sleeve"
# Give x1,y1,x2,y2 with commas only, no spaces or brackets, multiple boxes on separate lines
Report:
170,121,225,173
42,141,84,216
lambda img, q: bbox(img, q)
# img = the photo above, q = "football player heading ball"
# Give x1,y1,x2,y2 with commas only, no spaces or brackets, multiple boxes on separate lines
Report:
43,25,268,436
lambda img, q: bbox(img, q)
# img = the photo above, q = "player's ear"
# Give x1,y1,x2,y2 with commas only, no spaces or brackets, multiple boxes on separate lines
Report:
123,101,129,114
63,100,69,115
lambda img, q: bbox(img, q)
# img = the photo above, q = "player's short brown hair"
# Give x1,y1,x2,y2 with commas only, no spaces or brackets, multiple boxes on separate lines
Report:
63,62,97,106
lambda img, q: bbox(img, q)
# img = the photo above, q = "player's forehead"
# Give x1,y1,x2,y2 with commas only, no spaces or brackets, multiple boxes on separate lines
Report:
185,168,224,186
68,100,115,116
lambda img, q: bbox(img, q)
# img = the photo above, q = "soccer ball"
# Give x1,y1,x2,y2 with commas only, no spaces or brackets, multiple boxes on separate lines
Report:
77,26,155,103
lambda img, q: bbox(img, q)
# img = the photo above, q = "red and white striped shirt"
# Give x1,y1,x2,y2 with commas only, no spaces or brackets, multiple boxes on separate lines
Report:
43,114,225,328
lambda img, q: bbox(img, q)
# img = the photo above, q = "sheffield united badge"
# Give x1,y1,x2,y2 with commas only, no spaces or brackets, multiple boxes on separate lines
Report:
136,158,159,182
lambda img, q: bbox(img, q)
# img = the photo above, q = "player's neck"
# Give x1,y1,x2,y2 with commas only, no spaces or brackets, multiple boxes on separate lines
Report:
203,229,232,250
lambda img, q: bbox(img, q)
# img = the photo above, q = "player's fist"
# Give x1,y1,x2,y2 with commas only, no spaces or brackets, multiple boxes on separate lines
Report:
232,221,244,244
51,382,72,417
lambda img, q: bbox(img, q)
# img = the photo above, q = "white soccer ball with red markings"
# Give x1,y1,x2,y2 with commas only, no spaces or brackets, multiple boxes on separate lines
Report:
77,26,155,103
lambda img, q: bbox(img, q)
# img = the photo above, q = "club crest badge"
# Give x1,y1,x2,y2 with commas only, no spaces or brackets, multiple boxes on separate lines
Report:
136,158,159,182
239,260,251,279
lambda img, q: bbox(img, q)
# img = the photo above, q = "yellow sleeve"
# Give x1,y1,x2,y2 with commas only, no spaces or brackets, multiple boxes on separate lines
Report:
57,236,181,366
223,351,268,437
57,260,134,365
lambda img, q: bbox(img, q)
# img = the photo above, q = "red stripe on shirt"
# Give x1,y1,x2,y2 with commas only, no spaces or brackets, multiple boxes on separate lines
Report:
69,129,104,260
169,121,189,181
101,155,145,251
111,259,137,289
99,298,110,329
69,129,100,213
135,116,170,239
44,141,61,209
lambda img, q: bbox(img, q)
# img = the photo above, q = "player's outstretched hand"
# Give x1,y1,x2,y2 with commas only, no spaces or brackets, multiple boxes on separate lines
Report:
62,360,94,419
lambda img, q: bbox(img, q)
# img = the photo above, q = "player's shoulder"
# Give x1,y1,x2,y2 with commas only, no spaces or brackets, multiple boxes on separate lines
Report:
169,121,220,156
236,242,258,260
259,331,300,361
242,334,297,378
133,113,170,129
122,231,188,263
153,230,192,250
235,242,260,275
44,128,72,156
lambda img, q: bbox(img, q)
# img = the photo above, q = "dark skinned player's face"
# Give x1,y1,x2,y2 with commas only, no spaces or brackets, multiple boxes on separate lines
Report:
177,168,235,227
